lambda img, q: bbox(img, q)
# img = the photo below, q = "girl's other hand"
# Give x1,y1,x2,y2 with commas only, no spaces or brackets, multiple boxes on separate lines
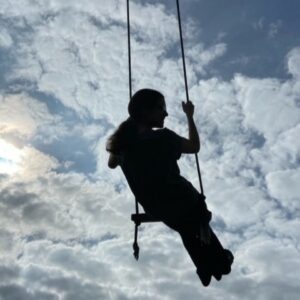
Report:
182,100,195,118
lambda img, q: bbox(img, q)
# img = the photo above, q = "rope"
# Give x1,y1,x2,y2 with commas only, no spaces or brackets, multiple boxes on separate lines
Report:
127,0,140,260
176,0,204,195
126,0,132,100
176,0,189,104
126,0,139,215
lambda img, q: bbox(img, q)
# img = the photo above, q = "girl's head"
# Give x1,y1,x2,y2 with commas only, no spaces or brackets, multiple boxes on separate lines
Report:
106,88,168,154
128,89,168,128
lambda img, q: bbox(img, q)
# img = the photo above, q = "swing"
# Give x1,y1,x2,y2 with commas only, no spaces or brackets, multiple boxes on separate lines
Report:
126,0,205,260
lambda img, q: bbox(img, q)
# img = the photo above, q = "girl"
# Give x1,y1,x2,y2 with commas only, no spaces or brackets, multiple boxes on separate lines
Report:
106,88,233,286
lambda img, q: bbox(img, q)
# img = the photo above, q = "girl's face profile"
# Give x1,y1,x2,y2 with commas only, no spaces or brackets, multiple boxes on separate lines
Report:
148,98,168,128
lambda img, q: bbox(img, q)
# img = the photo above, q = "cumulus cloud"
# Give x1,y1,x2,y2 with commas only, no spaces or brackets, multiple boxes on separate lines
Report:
266,169,300,210
234,75,300,142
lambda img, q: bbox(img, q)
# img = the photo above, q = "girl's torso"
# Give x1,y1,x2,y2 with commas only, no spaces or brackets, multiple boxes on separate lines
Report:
120,128,199,209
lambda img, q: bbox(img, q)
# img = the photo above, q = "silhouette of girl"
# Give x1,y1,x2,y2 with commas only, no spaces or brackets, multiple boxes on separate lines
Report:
106,88,233,286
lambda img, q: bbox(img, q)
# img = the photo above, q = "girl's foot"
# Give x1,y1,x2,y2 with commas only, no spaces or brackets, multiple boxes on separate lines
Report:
196,268,212,287
221,249,234,275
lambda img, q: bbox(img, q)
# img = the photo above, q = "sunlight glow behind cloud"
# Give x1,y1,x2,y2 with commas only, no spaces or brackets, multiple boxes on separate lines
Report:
0,139,22,174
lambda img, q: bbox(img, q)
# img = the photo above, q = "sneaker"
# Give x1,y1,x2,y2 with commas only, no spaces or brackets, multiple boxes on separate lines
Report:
221,249,234,275
196,268,212,287
213,271,222,281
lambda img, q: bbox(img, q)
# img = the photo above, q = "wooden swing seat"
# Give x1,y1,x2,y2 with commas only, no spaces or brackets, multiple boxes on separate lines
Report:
131,213,161,224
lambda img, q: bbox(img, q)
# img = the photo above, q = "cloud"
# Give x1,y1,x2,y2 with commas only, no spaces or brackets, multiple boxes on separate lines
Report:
287,47,300,78
266,169,300,211
253,17,265,31
0,28,13,48
234,75,300,143
187,43,227,75
0,0,300,299
268,20,282,38
0,93,53,140
231,235,300,300
252,18,283,39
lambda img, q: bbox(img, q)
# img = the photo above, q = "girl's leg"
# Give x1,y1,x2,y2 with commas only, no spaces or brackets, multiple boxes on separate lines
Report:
173,222,233,285
177,224,201,267
176,222,212,286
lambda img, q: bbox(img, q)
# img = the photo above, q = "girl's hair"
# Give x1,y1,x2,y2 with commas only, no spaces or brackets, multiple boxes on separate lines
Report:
106,88,164,154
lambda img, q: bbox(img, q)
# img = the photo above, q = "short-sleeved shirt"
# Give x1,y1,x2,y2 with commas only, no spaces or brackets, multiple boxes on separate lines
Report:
120,128,200,219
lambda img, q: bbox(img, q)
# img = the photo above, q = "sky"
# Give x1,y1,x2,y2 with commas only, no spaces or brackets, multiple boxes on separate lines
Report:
0,0,300,299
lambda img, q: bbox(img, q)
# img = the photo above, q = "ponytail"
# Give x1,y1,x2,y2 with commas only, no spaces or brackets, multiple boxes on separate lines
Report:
106,117,139,155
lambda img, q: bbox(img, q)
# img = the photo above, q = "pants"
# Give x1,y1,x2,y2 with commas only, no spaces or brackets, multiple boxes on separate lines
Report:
142,193,232,274
176,223,226,272
160,194,216,271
